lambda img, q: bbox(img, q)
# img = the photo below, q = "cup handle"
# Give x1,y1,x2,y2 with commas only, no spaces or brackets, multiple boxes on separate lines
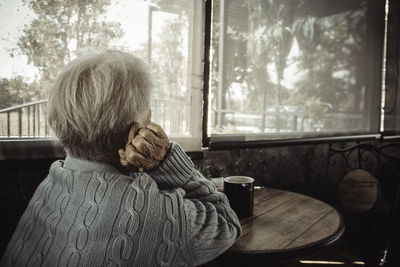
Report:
242,183,254,191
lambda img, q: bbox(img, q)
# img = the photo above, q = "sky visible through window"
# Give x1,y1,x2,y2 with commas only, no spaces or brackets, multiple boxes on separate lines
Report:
0,0,175,81
0,0,38,80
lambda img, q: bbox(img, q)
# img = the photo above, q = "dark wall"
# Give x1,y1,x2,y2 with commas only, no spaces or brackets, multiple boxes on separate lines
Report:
194,142,343,202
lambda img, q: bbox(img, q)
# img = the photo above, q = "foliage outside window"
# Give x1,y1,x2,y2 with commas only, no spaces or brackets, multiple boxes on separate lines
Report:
0,0,203,151
209,0,384,141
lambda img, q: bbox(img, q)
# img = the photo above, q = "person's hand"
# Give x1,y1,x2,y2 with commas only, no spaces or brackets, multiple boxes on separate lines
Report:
118,122,170,171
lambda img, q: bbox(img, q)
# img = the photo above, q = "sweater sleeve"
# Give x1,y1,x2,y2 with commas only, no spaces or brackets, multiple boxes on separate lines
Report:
147,142,193,189
146,142,242,266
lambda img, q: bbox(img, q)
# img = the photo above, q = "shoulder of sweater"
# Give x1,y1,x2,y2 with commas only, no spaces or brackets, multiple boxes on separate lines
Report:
47,159,189,198
48,159,153,186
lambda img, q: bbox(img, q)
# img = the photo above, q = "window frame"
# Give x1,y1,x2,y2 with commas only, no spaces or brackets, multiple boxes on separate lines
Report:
202,0,392,150
383,0,400,139
174,0,204,152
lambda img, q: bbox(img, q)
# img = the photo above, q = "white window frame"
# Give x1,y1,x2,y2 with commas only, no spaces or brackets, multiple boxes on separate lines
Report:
169,0,204,152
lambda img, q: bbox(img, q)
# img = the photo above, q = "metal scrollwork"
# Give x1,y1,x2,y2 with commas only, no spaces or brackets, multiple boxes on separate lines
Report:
328,141,400,266
327,142,380,173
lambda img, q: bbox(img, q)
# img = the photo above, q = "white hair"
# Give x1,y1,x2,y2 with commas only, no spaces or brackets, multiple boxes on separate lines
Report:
48,49,152,162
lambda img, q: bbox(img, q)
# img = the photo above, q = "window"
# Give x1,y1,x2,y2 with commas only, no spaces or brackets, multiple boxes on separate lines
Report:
0,0,204,151
0,0,398,156
209,0,385,143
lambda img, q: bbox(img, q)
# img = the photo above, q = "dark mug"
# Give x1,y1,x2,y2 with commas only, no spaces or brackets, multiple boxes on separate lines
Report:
223,176,255,218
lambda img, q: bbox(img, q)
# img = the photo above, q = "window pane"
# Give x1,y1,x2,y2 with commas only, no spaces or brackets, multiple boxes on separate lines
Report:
0,0,198,140
209,0,384,139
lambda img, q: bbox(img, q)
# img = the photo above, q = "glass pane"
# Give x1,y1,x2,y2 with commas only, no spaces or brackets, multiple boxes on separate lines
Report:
0,0,193,137
210,0,383,138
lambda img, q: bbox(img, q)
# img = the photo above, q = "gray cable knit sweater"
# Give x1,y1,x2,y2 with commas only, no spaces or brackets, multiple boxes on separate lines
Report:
1,142,241,267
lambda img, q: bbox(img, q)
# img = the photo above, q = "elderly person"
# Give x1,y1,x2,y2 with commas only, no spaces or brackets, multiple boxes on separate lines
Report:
1,50,241,266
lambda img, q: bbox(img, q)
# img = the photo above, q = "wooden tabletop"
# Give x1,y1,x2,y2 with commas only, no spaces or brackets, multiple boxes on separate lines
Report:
229,187,344,257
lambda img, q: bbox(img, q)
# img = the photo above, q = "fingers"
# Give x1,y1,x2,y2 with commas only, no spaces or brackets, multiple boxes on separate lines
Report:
145,122,167,139
135,128,167,160
119,149,141,172
130,134,162,161
126,123,140,146
118,149,129,167
125,144,158,170
145,122,170,149
119,122,170,171
137,128,159,148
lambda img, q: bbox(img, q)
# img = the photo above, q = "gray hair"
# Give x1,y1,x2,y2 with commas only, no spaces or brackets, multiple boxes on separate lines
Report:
48,49,152,162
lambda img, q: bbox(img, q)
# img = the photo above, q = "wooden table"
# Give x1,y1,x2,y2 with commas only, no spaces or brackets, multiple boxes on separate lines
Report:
228,187,345,259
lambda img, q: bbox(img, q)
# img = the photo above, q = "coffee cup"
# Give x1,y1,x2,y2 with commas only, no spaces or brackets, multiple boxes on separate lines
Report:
223,176,255,218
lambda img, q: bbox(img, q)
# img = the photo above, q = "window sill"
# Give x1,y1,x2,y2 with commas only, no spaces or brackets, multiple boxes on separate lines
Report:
208,134,381,150
0,138,66,160
0,138,204,161
0,133,383,160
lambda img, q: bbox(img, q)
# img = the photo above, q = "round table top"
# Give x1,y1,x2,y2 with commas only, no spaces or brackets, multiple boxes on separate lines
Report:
229,187,344,257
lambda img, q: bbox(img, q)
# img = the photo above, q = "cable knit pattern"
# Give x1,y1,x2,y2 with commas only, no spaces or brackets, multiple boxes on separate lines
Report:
1,142,241,267
148,142,194,189
107,177,142,266
156,191,181,266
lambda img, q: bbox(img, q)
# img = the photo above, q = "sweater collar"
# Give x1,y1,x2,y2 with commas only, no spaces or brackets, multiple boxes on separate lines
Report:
63,155,122,175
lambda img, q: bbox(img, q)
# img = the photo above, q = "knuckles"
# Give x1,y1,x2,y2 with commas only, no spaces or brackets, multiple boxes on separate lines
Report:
119,122,169,171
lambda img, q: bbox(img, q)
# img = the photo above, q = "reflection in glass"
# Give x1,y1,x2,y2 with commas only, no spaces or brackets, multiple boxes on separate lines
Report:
210,0,382,137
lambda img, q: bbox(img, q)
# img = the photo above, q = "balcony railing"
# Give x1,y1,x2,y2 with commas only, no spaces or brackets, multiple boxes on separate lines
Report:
1,98,364,138
0,100,50,137
210,109,365,133
0,97,191,138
